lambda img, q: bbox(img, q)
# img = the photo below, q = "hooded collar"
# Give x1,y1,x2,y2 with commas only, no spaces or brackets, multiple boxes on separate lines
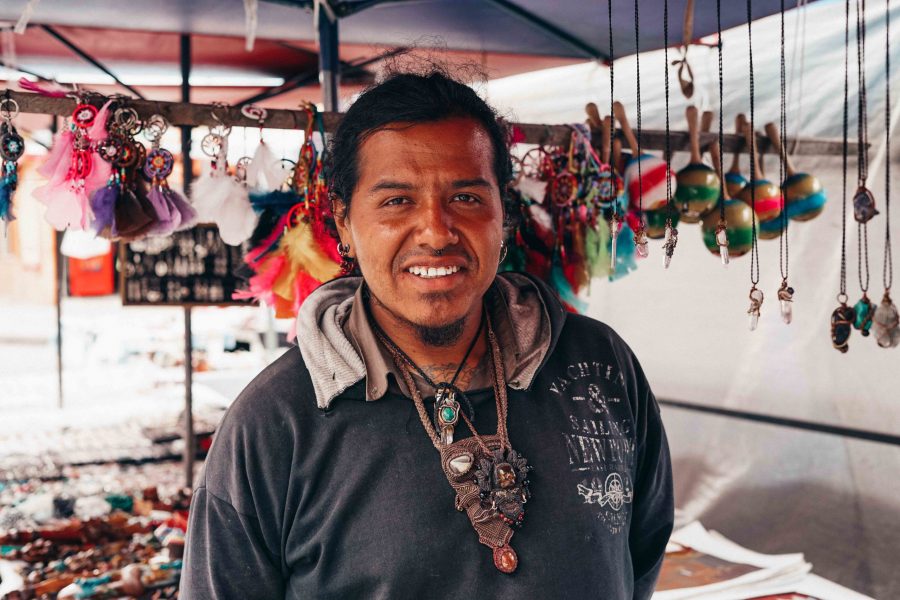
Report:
296,272,566,410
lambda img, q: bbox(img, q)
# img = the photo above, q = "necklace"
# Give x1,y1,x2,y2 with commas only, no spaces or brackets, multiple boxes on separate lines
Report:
832,0,857,352
874,0,900,348
371,306,532,574
776,0,795,323
746,0,764,331
852,0,878,337
662,0,679,268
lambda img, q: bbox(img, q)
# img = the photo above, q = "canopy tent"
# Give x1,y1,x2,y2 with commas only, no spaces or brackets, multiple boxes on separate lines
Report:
0,0,818,59
485,0,900,597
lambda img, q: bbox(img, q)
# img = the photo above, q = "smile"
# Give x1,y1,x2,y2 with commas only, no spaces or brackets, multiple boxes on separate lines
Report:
407,265,461,278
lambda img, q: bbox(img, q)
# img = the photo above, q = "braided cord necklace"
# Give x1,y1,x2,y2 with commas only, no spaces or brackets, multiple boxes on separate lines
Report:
608,0,622,268
368,298,532,573
364,289,479,442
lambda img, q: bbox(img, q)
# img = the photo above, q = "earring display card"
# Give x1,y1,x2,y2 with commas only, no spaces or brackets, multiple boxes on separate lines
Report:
121,225,251,306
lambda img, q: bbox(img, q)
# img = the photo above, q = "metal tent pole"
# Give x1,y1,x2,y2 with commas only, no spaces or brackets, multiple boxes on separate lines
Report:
51,116,64,409
317,6,340,112
180,33,196,490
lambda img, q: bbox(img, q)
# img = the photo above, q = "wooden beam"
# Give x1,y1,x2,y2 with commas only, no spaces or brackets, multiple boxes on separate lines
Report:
4,90,860,157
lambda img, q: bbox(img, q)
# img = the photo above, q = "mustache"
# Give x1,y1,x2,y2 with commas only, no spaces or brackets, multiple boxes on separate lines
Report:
399,246,473,263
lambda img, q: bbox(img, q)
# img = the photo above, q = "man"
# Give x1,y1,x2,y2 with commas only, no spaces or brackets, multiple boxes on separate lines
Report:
182,70,673,599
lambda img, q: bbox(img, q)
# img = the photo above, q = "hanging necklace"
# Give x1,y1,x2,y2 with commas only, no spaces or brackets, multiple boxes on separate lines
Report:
370,302,532,573
776,0,795,323
631,0,649,259
608,0,622,270
832,0,857,352
746,0,764,330
364,289,479,443
714,0,731,266
874,0,900,347
662,0,679,268
852,0,878,336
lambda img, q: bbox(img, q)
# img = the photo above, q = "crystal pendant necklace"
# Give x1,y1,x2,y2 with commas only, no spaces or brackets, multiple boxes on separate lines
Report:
746,0,764,330
715,0,731,266
371,304,532,574
608,0,622,270
631,0,649,259
776,0,795,323
874,0,900,348
662,0,679,268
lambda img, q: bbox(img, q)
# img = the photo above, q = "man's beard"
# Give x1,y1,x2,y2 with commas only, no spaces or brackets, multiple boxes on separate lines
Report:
414,316,466,347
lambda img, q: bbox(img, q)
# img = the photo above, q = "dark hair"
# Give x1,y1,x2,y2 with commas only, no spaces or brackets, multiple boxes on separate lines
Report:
327,70,513,211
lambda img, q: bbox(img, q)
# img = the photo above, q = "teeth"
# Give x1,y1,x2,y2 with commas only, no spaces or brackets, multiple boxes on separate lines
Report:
407,265,460,278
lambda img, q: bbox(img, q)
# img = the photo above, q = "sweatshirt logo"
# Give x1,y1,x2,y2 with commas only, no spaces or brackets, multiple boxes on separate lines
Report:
552,361,634,535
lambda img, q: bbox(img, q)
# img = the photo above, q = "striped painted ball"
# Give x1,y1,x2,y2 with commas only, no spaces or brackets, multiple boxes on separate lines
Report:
738,179,782,223
676,163,720,220
701,199,754,257
783,173,826,221
624,154,675,212
725,171,747,198
757,215,784,240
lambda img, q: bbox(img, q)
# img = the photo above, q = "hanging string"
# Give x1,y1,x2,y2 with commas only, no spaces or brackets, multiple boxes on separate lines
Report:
716,0,725,221
856,0,870,294
747,0,760,287
884,0,893,293
608,0,616,174
779,0,790,283
840,0,851,300
664,0,674,214
787,0,810,156
633,0,643,219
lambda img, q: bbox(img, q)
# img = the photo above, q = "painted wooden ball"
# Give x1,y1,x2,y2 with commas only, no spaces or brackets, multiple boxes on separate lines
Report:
701,199,755,257
783,172,826,221
624,154,675,212
725,171,747,198
738,179,782,223
642,207,680,239
676,163,720,220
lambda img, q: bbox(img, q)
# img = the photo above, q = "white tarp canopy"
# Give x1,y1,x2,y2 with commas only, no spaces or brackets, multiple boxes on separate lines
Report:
485,0,900,597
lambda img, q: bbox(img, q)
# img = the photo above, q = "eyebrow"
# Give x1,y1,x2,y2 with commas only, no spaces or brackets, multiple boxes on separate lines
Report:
452,178,493,189
369,180,415,193
367,178,494,193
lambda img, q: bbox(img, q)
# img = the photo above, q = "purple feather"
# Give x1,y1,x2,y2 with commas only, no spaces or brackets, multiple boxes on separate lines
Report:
167,189,198,231
90,184,119,238
147,186,176,235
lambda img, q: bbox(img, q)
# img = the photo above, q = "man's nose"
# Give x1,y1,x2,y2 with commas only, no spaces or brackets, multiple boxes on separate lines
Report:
415,198,459,249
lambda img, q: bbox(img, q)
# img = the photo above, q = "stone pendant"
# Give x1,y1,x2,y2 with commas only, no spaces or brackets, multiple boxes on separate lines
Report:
873,294,900,348
831,303,855,353
716,221,730,266
748,287,764,331
434,386,460,445
777,281,795,325
663,222,678,269
852,295,875,337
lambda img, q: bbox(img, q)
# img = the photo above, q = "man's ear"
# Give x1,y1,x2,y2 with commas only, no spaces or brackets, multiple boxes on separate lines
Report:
332,196,350,242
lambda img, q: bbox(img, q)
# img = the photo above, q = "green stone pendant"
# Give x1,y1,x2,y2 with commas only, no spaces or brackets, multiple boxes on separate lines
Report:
853,295,875,336
435,386,461,445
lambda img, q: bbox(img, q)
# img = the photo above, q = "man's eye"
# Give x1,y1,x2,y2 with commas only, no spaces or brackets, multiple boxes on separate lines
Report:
384,197,408,206
453,193,479,203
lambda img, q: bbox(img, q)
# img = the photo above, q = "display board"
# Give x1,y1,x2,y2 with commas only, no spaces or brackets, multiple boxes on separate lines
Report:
120,225,251,306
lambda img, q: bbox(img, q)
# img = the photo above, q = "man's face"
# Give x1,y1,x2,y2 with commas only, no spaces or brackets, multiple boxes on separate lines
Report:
334,116,504,336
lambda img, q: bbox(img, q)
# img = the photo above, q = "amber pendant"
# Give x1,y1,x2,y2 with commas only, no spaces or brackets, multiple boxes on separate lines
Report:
493,545,518,573
831,302,855,353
